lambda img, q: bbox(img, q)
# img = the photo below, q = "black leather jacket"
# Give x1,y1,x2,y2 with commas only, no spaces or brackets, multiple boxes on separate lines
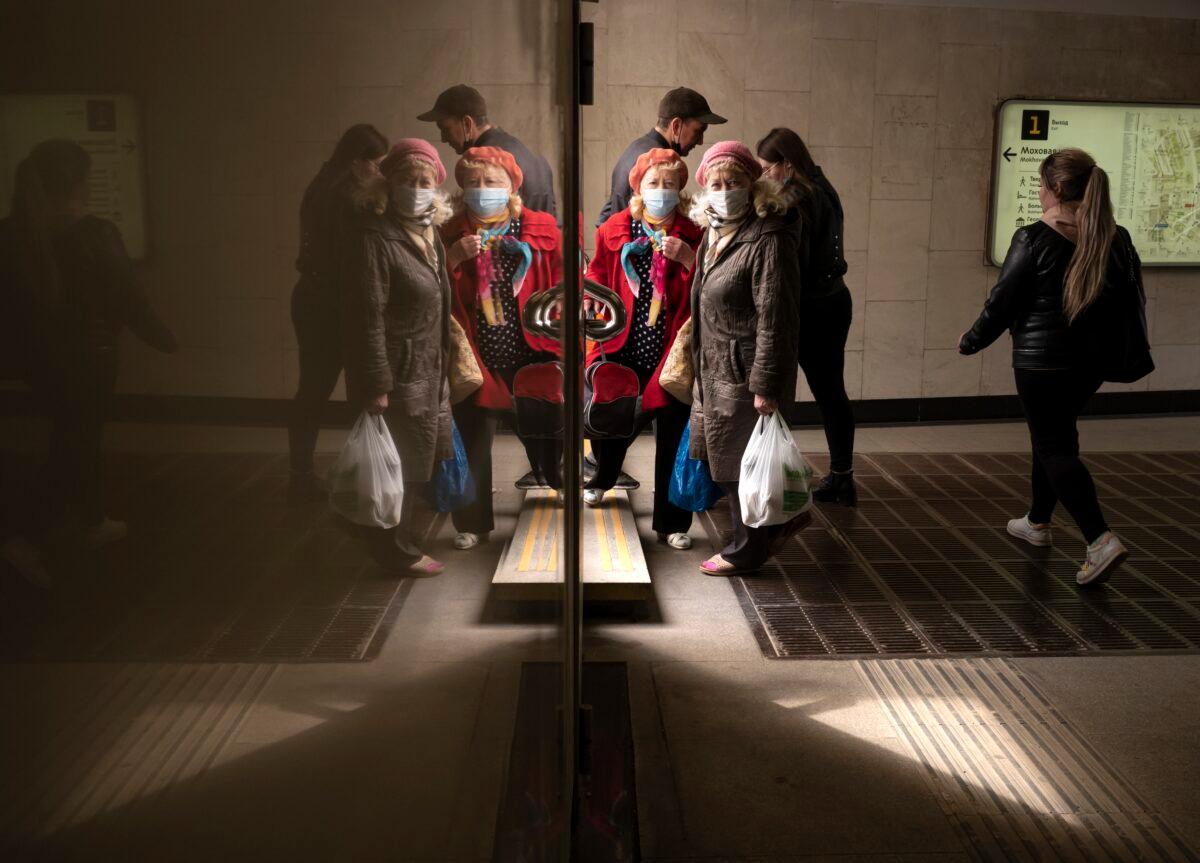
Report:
782,168,849,301
960,221,1137,370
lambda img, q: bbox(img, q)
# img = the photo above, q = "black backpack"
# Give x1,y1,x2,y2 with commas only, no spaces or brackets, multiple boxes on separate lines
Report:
512,361,564,439
583,359,640,440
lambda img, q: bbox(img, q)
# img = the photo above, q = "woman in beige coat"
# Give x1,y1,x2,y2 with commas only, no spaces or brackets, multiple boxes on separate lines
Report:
343,139,454,574
688,141,802,575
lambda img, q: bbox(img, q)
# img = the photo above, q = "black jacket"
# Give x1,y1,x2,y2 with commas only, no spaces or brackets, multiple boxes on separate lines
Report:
475,127,557,218
960,221,1144,373
597,129,672,227
784,167,848,301
294,164,357,310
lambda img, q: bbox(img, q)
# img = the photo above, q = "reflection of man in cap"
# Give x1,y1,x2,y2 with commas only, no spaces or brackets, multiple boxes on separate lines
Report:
596,87,726,226
419,84,557,218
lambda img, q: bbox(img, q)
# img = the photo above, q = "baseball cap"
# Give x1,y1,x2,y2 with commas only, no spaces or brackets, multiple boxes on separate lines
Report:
657,87,727,125
417,85,488,122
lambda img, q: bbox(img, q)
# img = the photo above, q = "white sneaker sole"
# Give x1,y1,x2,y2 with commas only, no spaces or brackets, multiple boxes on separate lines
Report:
1076,548,1128,586
1006,521,1052,547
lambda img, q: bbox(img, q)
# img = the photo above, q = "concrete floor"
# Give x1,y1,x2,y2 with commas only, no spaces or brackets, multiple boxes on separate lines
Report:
1,414,1198,861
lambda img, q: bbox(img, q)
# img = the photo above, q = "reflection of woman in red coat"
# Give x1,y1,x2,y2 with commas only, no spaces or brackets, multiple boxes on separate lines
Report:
583,149,702,550
441,146,563,551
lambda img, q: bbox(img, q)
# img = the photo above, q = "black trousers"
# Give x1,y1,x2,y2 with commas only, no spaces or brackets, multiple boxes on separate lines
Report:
716,481,790,569
450,399,563,535
288,292,343,474
798,288,856,473
587,399,692,535
1015,368,1108,543
28,351,118,529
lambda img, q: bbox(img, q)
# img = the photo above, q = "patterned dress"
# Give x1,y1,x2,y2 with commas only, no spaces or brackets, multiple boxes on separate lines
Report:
474,218,540,382
607,218,666,383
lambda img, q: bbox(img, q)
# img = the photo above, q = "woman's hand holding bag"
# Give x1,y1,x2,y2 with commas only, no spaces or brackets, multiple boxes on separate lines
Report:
327,411,405,528
738,412,812,528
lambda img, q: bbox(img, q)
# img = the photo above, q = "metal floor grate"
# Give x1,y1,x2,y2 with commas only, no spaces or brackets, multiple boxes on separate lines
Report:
0,453,418,662
709,452,1200,659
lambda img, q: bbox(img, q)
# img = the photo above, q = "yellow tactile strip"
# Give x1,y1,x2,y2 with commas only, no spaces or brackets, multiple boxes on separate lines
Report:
858,658,1195,862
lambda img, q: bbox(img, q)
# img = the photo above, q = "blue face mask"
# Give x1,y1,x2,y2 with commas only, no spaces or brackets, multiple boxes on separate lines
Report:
464,187,509,218
641,188,679,219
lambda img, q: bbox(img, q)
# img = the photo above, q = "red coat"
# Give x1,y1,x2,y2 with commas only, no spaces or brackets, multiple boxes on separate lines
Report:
586,209,702,412
442,209,563,409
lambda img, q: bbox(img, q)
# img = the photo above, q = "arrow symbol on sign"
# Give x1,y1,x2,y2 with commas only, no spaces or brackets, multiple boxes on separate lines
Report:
122,139,136,154
1003,147,1015,162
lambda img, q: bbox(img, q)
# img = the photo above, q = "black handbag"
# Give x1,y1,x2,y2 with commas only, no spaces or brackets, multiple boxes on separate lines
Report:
1075,232,1154,384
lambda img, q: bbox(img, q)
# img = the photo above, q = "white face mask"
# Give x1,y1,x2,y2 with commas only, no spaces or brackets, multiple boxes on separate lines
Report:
707,188,750,219
394,186,437,218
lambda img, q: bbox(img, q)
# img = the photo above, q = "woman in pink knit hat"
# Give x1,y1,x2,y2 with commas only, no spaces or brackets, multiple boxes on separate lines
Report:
340,138,456,575
687,141,806,575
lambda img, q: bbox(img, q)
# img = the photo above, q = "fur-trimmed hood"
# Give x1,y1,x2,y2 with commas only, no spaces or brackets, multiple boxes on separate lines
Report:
350,163,453,227
687,177,789,226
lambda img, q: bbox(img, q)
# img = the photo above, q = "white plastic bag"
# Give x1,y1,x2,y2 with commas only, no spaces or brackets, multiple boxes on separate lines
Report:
327,411,405,528
738,412,812,528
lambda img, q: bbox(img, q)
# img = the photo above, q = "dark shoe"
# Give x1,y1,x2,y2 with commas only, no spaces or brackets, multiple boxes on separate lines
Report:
515,470,544,490
812,471,857,507
768,510,813,557
614,471,640,490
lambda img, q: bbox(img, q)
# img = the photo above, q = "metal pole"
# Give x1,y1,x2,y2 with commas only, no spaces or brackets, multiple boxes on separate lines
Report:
557,0,583,857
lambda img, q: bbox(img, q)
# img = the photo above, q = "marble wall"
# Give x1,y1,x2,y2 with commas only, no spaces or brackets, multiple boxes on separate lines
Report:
584,1,1200,403
1,0,1197,403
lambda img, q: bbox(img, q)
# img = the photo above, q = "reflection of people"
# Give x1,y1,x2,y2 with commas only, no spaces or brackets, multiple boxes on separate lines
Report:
757,127,857,506
342,139,455,575
959,147,1145,587
418,85,557,218
686,142,802,575
288,124,389,501
597,87,726,226
583,149,700,550
0,140,177,546
441,147,563,550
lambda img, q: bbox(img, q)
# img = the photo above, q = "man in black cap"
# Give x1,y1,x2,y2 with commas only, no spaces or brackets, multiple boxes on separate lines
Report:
419,84,557,218
596,87,726,226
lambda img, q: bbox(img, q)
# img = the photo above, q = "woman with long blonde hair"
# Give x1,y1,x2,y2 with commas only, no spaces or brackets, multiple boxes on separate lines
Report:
959,147,1152,587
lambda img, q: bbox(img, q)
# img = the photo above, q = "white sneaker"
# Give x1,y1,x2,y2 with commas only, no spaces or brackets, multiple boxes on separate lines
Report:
1076,533,1128,586
453,532,484,550
660,532,692,550
85,518,127,547
583,488,604,507
1007,515,1053,547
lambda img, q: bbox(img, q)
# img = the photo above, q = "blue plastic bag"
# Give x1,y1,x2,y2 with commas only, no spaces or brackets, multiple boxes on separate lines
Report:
668,423,725,512
427,421,476,513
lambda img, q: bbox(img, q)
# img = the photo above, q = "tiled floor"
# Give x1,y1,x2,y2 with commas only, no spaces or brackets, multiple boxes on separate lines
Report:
0,415,1197,861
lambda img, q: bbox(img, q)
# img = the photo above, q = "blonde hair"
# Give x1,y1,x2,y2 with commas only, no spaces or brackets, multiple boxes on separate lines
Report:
1040,148,1115,323
629,161,690,220
454,159,522,220
689,160,788,224
352,156,452,224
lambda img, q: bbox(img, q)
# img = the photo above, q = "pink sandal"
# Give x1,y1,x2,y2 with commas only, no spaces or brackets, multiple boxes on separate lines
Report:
408,555,445,575
699,554,753,576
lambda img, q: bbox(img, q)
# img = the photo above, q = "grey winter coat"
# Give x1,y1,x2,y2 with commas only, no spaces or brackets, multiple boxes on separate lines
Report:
688,213,802,482
341,211,453,483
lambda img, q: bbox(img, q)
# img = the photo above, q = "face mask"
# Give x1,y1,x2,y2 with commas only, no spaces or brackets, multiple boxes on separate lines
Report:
641,188,679,219
707,188,749,219
393,186,437,218
464,187,509,218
